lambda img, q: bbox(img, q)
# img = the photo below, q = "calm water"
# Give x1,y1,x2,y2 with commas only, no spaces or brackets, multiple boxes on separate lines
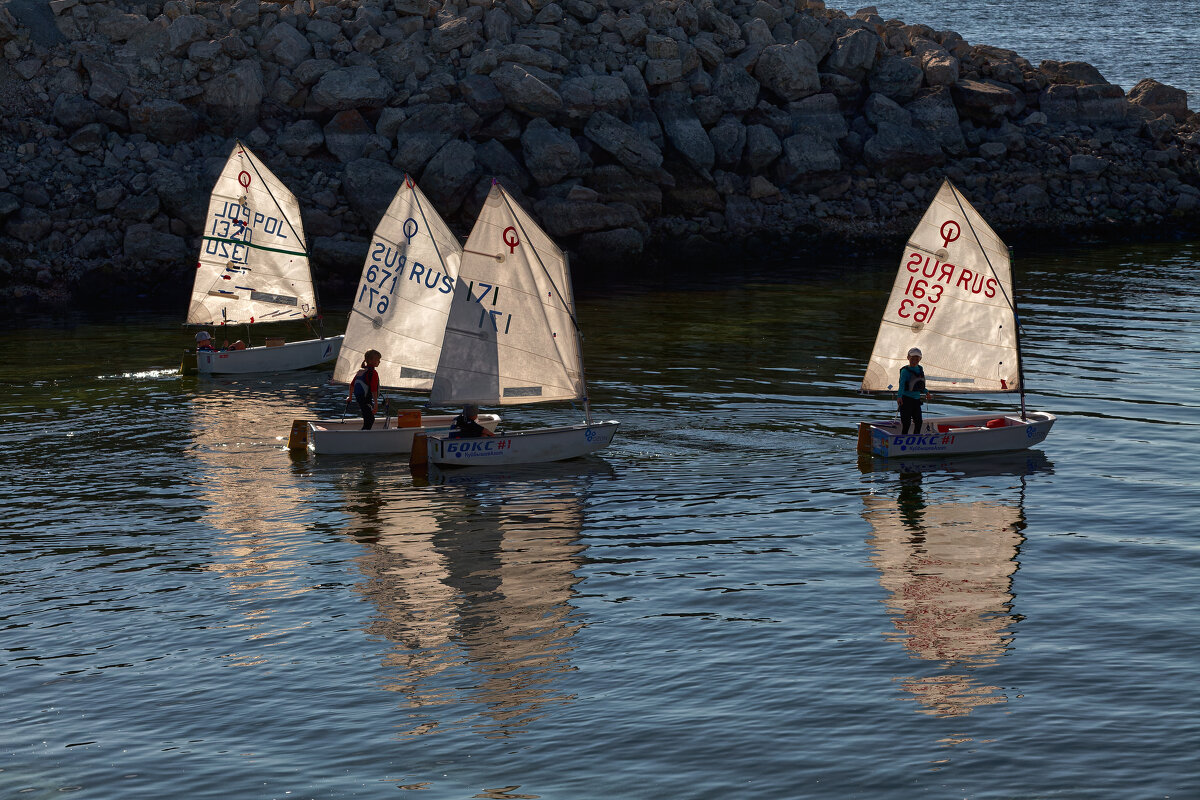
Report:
866,0,1200,101
2,239,1199,799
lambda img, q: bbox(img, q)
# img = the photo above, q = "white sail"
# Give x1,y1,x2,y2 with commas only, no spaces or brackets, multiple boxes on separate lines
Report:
862,180,1020,394
429,184,584,407
187,142,316,327
333,177,462,391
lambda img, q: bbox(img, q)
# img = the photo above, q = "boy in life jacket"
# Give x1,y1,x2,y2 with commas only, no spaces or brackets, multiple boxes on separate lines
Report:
449,404,494,438
896,347,932,434
349,349,381,430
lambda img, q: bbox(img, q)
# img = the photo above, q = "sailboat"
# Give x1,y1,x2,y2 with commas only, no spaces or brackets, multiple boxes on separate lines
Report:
857,179,1055,458
414,182,619,467
299,176,499,455
185,141,342,375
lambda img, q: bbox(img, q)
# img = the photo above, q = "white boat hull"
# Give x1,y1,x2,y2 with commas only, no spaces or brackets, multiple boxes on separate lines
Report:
425,421,619,466
197,336,343,375
304,413,500,455
858,412,1055,458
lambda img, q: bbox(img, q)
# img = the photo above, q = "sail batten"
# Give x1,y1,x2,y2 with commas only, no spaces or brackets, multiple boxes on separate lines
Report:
861,180,1020,395
187,142,316,327
430,184,585,408
332,177,463,392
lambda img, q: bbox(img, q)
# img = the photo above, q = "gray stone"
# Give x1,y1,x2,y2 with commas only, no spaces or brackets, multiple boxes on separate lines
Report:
324,110,374,162
343,159,407,230
53,95,99,130
789,93,848,142
421,139,479,215
431,17,480,53
128,99,197,144
460,74,506,117
1039,83,1129,125
583,111,664,176
906,87,966,155
279,119,325,156
653,92,715,175
826,28,878,82
1039,59,1107,86
393,103,478,172
475,139,533,192
1069,154,1109,174
535,198,641,237
953,78,1026,123
67,123,107,153
123,223,188,263
490,63,564,117
754,41,820,103
312,237,369,275
1128,78,1189,120
577,227,644,257
311,66,391,111
867,54,923,103
745,123,782,172
862,120,945,176
561,74,632,123
166,14,208,55
521,118,581,186
709,115,747,167
202,60,265,133
780,131,840,177
259,17,313,67
713,63,759,114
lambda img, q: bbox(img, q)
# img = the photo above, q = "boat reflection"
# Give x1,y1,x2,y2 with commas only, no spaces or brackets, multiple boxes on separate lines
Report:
189,380,321,641
861,451,1051,718
341,460,613,739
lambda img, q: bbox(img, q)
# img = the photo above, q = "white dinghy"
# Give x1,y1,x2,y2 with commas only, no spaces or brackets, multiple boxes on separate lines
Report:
185,141,342,375
293,176,498,455
414,183,619,468
857,179,1055,458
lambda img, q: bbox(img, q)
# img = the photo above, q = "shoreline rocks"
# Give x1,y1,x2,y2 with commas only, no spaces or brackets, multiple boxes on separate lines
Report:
1,0,1198,310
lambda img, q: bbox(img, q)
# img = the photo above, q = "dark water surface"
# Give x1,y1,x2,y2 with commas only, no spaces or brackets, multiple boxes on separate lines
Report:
2,240,1198,799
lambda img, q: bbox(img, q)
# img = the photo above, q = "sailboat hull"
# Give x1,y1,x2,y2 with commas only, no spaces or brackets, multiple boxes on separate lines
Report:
197,335,343,375
425,421,619,466
305,413,500,455
858,411,1055,458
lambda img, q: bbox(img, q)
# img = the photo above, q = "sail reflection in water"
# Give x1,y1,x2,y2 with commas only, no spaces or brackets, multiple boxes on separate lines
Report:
190,383,320,659
345,464,608,739
861,452,1051,717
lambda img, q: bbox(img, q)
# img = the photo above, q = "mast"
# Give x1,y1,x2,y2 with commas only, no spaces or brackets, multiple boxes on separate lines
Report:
1009,245,1028,420
565,253,593,425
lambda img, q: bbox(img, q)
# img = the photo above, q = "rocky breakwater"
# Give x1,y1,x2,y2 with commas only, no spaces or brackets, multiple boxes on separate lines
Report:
1,0,1199,308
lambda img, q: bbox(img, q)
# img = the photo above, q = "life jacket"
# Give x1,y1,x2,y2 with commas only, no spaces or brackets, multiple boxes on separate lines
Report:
352,366,375,402
905,366,925,394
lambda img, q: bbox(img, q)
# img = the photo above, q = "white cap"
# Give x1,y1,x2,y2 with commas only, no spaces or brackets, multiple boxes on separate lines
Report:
196,331,211,342
907,347,922,357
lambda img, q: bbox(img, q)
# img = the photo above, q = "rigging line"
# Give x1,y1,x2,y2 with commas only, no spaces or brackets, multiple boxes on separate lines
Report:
496,185,581,333
947,180,1016,314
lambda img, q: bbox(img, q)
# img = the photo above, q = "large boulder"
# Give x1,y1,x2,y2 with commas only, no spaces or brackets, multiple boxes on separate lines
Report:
1128,78,1190,120
653,92,715,175
1038,59,1107,86
202,60,264,133
952,78,1026,123
310,67,391,111
128,99,197,145
123,223,188,263
422,139,480,216
1039,83,1129,125
826,28,879,82
343,159,407,230
521,118,581,186
583,111,664,176
490,63,564,117
712,63,760,114
755,42,821,103
863,120,945,176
